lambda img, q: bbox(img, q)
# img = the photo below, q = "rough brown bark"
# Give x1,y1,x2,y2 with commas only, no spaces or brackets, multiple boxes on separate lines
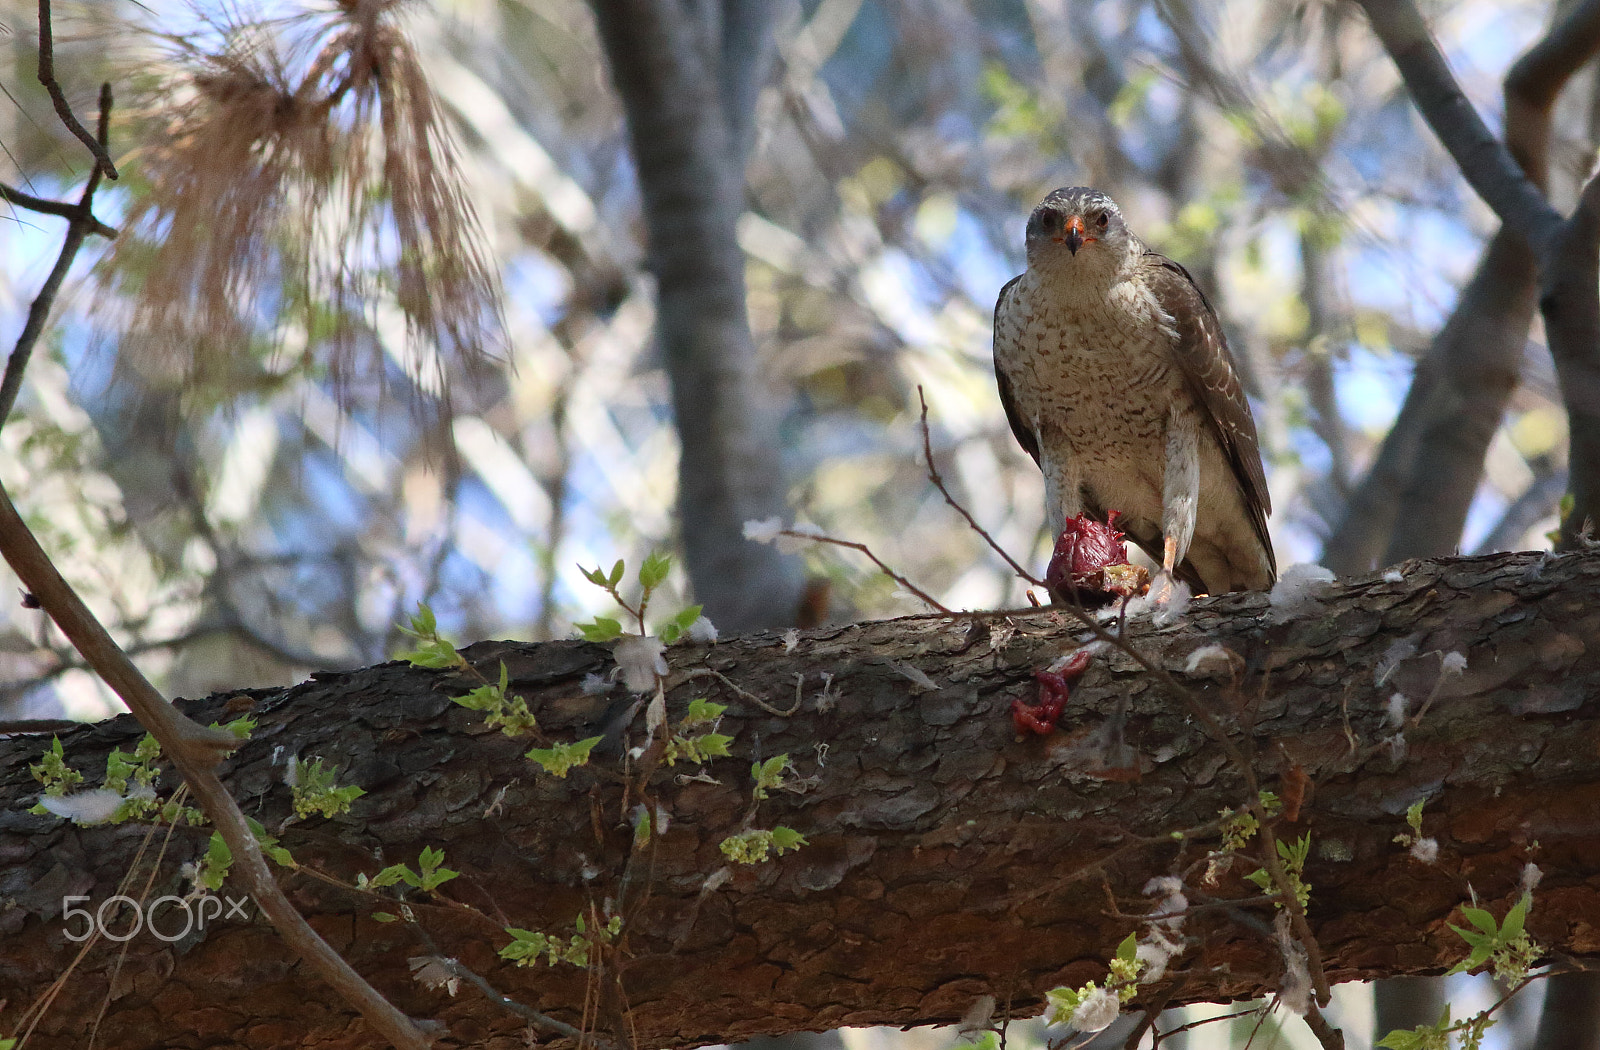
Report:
3,550,1600,1049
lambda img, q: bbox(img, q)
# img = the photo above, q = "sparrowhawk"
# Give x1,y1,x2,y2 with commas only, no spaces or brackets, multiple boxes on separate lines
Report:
993,187,1275,594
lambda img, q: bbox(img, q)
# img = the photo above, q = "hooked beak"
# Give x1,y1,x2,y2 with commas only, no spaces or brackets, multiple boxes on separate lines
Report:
1058,214,1086,255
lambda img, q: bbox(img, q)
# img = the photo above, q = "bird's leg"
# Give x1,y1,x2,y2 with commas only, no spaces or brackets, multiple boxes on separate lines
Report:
1040,444,1084,543
1161,406,1201,575
1147,407,1202,605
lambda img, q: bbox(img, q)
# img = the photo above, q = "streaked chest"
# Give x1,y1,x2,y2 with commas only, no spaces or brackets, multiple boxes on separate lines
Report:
995,272,1183,429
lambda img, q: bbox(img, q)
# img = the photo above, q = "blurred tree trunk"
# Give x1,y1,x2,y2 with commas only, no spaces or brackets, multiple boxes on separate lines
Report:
1324,0,1599,574
5,549,1600,1048
1531,973,1600,1050
588,0,803,634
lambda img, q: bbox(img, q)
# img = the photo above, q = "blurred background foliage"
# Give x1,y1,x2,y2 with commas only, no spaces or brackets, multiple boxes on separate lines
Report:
1,0,1590,1043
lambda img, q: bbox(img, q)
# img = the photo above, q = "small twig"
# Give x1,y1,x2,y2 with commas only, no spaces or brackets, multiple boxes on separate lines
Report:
1251,822,1332,1007
1303,1003,1346,1050
35,0,117,179
1121,978,1183,1050
0,82,116,429
1005,816,1225,912
674,667,802,716
775,528,952,613
1155,1004,1264,1044
408,917,620,1050
917,387,1046,590
0,180,117,237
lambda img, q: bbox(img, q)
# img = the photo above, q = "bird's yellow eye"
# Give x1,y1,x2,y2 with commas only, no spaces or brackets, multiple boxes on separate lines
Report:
1095,212,1110,229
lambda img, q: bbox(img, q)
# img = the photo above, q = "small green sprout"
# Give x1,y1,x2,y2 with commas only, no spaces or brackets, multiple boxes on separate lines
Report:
664,698,734,766
396,603,466,670
291,757,365,819
1448,892,1539,983
751,754,792,800
1246,833,1312,909
247,816,296,868
1218,807,1259,852
194,831,233,892
453,662,539,736
719,826,807,864
29,735,83,799
1395,799,1429,848
213,716,258,740
1379,1005,1496,1050
576,615,624,643
526,736,602,778
29,734,204,826
500,913,622,968
574,552,707,643
365,845,460,894
658,604,705,645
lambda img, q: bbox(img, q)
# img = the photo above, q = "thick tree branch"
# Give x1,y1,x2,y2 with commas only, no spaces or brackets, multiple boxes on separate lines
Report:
1330,0,1600,571
4,550,1600,1048
1543,171,1600,546
1356,0,1563,253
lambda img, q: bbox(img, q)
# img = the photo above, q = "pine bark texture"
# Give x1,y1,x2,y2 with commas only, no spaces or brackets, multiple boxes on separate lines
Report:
3,550,1600,1049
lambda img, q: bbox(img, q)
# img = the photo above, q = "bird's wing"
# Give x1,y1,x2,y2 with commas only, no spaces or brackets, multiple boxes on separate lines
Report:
993,274,1041,467
1139,252,1276,577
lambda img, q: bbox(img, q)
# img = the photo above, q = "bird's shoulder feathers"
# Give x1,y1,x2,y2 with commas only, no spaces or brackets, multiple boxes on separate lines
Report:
993,273,1040,467
1137,251,1275,573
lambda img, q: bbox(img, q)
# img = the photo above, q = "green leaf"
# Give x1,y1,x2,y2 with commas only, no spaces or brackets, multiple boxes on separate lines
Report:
1462,906,1499,936
1502,893,1530,941
411,602,437,636
685,698,726,724
371,863,417,889
1406,799,1426,834
526,736,603,778
220,716,257,739
1116,932,1138,964
608,559,626,588
675,605,703,629
577,616,623,643
200,831,233,891
372,911,397,923
639,552,671,590
769,826,807,852
697,733,734,759
400,638,462,669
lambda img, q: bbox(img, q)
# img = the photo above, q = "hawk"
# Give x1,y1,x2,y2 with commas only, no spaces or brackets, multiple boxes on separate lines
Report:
993,187,1275,594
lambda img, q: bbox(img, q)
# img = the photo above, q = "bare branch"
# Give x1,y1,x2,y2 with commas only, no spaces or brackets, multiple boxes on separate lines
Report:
35,0,117,179
0,83,116,429
917,387,1046,592
0,484,433,1050
773,528,951,614
0,181,117,237
1303,1003,1347,1050
1354,0,1562,253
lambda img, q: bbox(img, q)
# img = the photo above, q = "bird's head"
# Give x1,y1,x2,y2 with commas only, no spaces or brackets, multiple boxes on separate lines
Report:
1024,187,1137,277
